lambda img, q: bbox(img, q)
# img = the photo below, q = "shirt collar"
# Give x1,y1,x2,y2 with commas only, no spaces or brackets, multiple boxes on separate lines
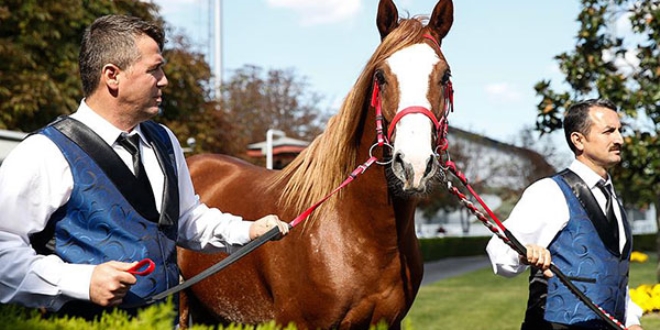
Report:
568,159,612,189
70,99,148,146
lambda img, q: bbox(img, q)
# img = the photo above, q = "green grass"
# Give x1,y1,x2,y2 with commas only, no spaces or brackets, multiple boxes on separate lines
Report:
404,252,660,330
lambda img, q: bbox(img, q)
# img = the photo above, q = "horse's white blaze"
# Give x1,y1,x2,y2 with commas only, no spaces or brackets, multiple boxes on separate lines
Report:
387,44,439,188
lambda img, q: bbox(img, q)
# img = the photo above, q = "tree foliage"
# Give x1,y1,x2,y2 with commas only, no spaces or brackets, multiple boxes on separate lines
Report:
0,1,319,160
0,1,327,160
218,65,329,158
534,0,660,277
158,34,232,155
0,0,159,131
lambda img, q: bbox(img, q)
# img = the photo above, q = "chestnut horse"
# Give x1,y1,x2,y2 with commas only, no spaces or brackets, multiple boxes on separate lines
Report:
178,0,454,328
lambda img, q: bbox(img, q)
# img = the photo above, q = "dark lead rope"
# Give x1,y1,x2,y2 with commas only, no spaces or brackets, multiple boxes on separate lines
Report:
145,225,285,304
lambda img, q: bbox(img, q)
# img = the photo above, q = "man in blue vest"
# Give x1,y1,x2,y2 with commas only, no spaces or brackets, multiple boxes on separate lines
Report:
0,14,289,318
487,99,643,329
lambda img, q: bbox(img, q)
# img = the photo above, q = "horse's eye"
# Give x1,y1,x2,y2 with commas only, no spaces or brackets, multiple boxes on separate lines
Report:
375,70,386,86
441,70,451,85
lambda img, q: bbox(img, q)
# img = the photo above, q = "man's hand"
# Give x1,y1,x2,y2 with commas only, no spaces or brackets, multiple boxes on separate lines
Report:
627,325,643,330
522,244,554,278
89,261,138,307
249,215,290,240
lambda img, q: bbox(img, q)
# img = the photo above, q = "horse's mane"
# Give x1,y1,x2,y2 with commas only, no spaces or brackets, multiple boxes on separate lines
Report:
270,17,429,218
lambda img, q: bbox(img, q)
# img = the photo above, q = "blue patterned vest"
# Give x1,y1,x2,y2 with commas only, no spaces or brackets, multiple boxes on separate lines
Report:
537,173,631,327
35,118,180,308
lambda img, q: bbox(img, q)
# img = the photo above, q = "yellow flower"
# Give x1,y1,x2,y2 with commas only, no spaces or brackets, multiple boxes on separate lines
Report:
631,284,660,314
630,251,649,263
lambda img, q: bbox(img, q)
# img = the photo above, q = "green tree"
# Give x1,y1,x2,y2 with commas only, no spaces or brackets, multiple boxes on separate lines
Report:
219,65,330,159
0,0,159,131
534,0,660,279
0,0,228,155
0,1,327,158
158,33,233,155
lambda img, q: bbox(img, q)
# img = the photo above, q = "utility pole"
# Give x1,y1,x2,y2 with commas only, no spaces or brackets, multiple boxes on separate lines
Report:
266,129,285,170
213,0,223,99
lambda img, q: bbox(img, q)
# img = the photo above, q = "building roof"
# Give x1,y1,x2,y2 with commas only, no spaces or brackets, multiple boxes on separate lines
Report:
0,129,27,163
448,126,555,175
0,129,27,141
247,136,310,156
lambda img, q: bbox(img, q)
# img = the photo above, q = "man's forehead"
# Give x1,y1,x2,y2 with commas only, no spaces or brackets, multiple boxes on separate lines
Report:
589,106,620,127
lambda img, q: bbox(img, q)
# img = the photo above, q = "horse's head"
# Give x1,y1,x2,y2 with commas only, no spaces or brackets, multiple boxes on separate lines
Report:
373,0,454,195
273,0,455,215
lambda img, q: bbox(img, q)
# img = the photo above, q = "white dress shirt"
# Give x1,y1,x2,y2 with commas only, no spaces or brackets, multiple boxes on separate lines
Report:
486,159,642,327
0,100,252,310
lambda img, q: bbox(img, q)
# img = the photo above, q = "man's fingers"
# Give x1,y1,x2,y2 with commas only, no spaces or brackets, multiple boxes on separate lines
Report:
90,261,139,306
543,269,554,278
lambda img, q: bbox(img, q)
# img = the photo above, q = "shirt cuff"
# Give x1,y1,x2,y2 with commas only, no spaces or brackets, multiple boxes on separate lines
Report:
59,263,95,301
218,220,252,246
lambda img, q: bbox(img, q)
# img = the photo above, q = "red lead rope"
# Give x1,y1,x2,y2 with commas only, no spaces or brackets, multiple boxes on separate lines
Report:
289,156,377,227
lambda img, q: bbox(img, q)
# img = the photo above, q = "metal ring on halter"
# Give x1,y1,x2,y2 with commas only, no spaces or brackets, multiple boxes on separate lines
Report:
369,142,394,165
437,149,451,170
434,142,449,159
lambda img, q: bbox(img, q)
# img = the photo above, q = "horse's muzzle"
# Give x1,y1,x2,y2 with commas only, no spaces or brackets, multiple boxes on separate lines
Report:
392,151,438,192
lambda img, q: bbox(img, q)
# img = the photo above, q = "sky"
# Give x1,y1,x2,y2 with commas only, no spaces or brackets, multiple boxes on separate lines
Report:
150,0,583,161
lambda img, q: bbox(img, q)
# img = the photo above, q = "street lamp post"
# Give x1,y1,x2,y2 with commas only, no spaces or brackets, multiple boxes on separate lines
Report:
266,129,285,169
213,0,222,99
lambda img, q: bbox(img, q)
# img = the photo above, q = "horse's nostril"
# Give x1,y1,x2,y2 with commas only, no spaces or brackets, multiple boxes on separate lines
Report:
395,152,405,165
424,156,435,178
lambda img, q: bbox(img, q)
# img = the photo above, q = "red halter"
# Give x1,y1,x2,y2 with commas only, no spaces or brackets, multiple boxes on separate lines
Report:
370,34,454,155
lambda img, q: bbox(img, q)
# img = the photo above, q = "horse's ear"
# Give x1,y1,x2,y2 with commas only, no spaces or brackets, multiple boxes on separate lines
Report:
428,0,454,41
377,0,399,41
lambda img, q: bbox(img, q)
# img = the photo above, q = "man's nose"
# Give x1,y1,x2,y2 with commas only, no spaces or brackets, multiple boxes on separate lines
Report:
613,130,624,145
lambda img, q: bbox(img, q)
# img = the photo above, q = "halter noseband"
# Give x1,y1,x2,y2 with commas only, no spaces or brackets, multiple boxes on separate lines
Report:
370,34,454,157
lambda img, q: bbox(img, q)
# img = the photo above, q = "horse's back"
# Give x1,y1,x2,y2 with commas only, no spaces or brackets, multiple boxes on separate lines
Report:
186,154,278,215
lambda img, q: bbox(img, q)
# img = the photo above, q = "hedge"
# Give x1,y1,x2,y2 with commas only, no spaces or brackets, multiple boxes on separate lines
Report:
0,299,394,330
418,235,490,262
418,233,658,262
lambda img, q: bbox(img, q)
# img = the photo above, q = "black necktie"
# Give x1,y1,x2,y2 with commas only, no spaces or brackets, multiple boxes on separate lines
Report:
118,134,146,179
597,181,619,243
116,133,158,220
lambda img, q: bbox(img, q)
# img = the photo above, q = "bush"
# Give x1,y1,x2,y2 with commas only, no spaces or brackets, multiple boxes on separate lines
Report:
418,236,490,262
418,233,657,263
0,301,394,330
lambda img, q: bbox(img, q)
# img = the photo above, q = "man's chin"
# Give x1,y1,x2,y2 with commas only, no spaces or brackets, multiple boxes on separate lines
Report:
148,105,161,116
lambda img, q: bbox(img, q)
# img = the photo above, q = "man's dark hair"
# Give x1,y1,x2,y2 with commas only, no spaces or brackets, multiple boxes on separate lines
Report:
79,15,165,97
563,98,618,153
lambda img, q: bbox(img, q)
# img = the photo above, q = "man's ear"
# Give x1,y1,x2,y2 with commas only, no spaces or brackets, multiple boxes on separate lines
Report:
570,132,585,152
102,64,120,89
